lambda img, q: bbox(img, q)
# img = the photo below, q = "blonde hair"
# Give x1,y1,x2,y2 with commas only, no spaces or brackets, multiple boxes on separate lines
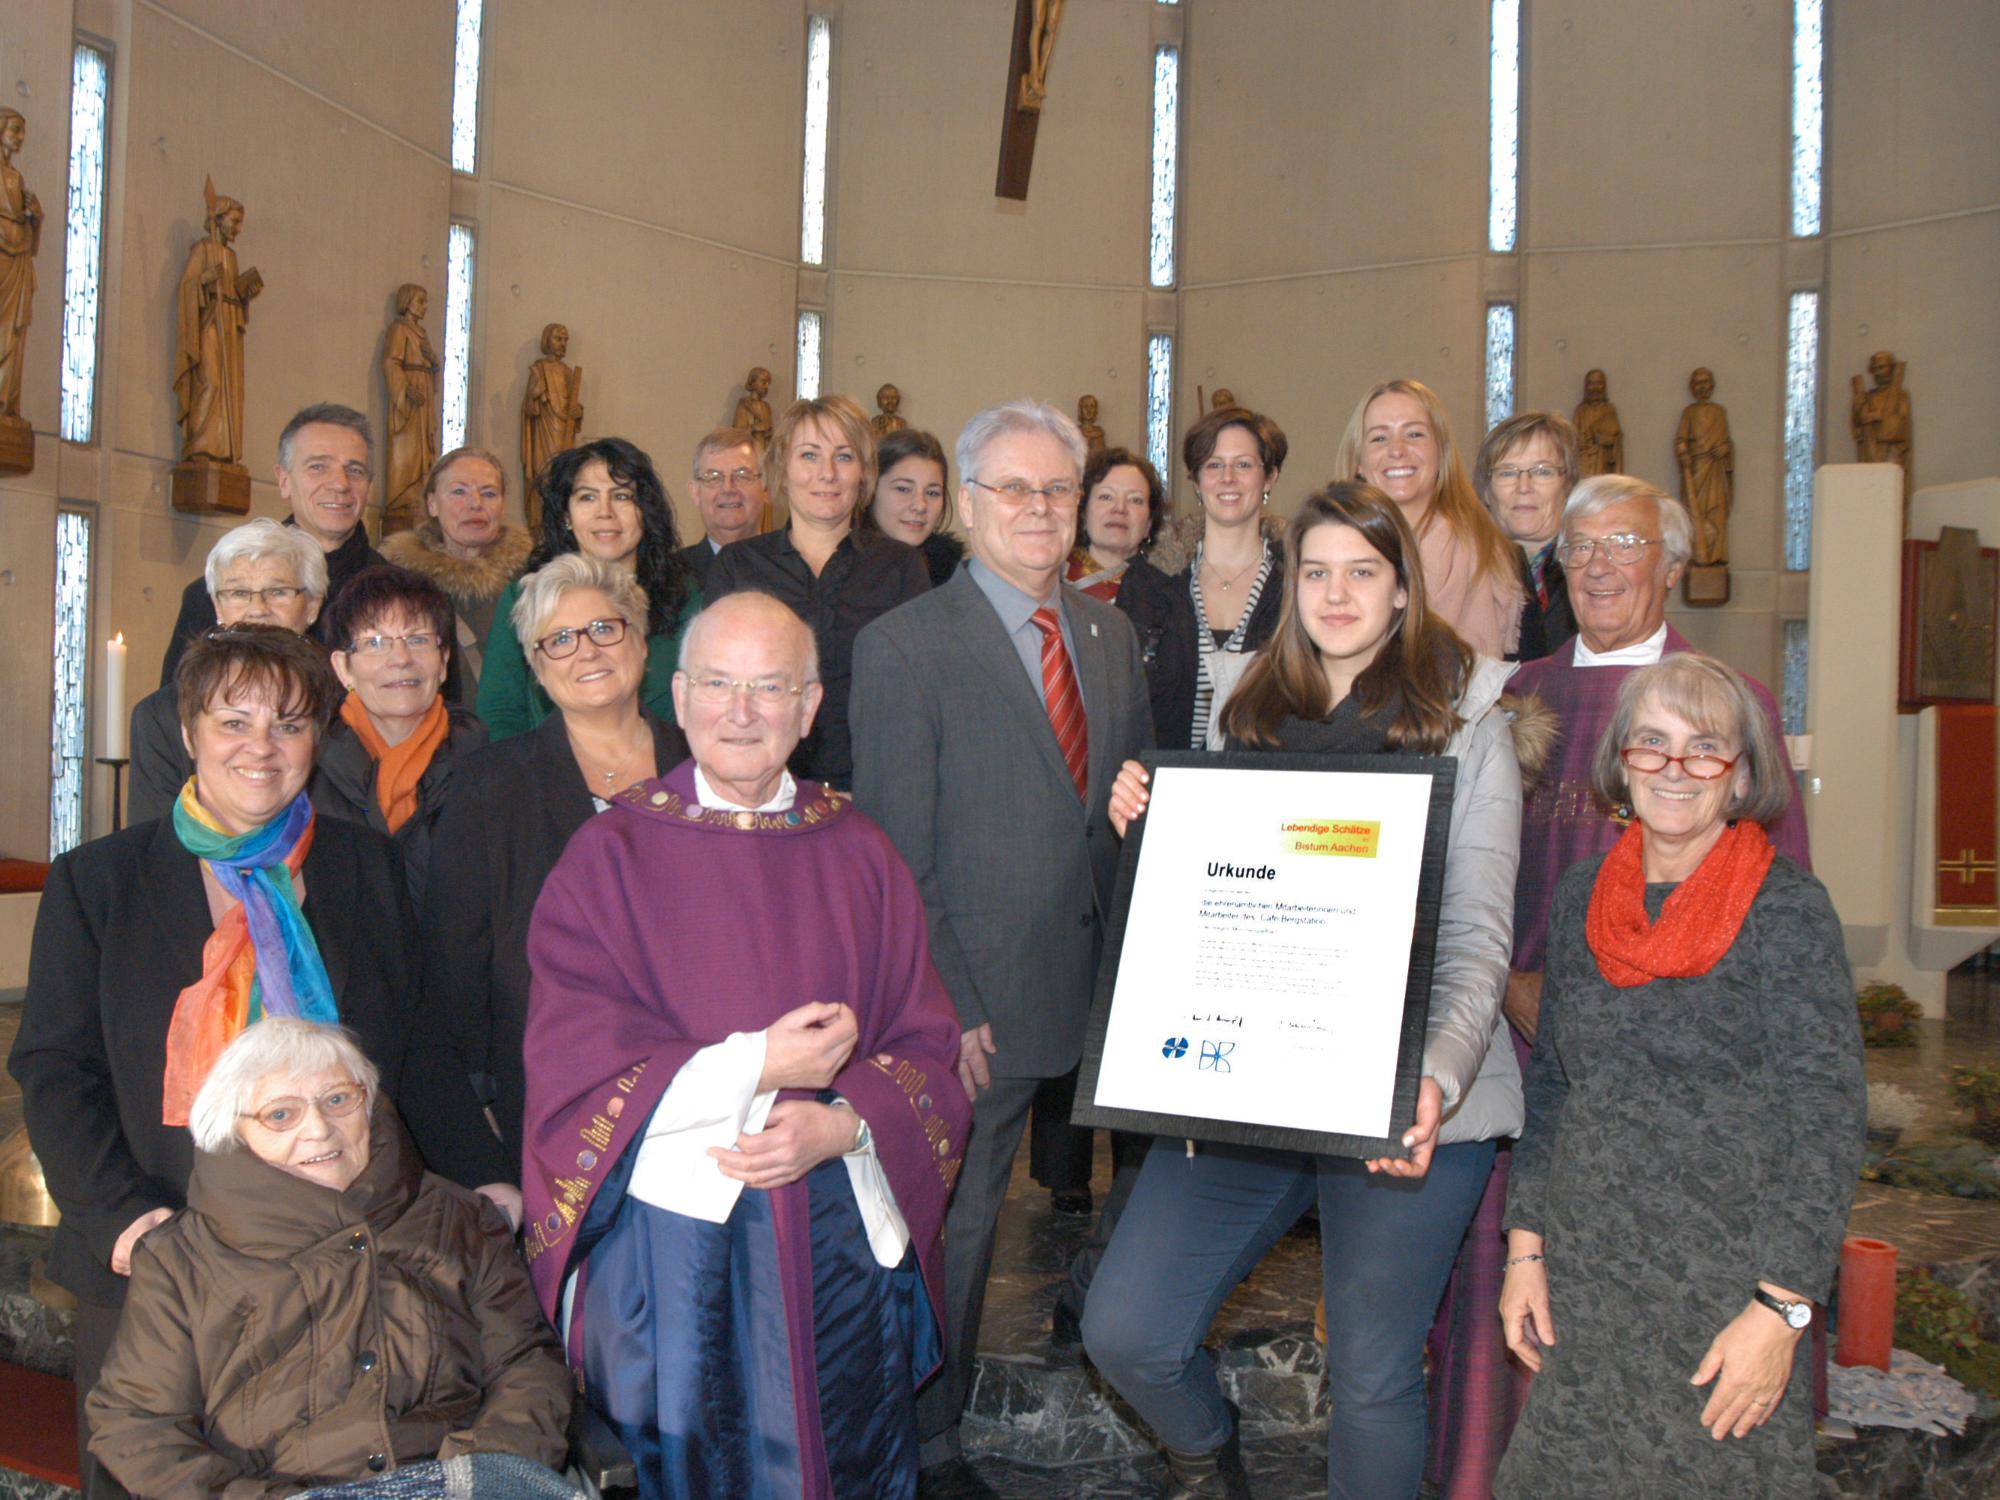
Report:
766,395,877,522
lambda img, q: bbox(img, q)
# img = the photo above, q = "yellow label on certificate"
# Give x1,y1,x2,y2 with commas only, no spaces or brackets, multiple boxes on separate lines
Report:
1280,819,1380,858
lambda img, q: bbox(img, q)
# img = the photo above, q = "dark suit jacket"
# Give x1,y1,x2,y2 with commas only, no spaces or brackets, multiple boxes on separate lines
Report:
407,711,691,1186
7,816,424,1308
675,538,719,592
850,569,1153,1080
129,685,190,827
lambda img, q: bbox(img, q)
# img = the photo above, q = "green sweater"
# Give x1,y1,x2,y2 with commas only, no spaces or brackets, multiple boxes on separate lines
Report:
476,577,697,740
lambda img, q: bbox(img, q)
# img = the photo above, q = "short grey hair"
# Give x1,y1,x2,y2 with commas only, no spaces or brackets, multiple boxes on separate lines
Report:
954,400,1088,492
277,402,373,472
1562,474,1694,572
677,590,821,684
1589,654,1793,828
204,518,329,600
510,552,650,654
187,1018,379,1155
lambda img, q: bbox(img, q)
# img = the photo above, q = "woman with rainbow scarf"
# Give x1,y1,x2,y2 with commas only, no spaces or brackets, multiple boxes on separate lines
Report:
9,624,439,1500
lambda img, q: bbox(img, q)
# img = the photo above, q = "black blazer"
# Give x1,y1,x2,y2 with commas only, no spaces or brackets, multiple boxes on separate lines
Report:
129,684,190,827
407,710,691,1186
675,538,719,593
1512,547,1575,663
7,816,424,1308
1109,558,1201,750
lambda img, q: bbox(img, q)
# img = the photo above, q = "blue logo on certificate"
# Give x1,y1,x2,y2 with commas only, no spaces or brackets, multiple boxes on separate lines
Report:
1162,1036,1188,1059
1199,1040,1236,1072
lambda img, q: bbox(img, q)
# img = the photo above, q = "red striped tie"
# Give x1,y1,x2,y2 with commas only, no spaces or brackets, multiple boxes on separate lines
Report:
1032,607,1089,801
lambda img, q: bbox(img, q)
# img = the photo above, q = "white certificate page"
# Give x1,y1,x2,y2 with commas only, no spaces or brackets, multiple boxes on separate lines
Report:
1092,763,1436,1139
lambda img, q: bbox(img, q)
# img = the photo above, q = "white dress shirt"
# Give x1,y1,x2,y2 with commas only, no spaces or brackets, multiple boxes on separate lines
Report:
1571,622,1668,668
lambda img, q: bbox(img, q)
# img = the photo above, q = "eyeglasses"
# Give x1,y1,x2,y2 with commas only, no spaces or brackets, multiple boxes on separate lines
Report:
347,632,443,657
214,586,309,608
1556,534,1657,567
1492,464,1563,485
969,477,1080,507
534,617,629,658
1198,457,1264,480
1618,746,1740,780
240,1082,367,1133
694,467,761,488
682,672,809,705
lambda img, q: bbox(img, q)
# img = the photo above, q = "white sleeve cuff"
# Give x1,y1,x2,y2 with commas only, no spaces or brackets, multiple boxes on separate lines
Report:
838,1121,911,1269
625,1031,776,1224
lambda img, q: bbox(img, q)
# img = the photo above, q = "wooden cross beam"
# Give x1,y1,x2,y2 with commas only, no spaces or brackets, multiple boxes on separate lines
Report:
996,0,1063,200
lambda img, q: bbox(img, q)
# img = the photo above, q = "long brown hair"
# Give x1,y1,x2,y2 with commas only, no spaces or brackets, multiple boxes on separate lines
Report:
1220,482,1472,754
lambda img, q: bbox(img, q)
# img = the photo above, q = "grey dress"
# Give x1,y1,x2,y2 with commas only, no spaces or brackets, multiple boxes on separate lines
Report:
1496,852,1864,1500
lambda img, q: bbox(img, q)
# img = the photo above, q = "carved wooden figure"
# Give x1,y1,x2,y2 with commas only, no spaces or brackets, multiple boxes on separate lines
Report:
734,366,774,453
0,109,42,475
171,176,263,513
872,383,908,438
1852,350,1913,508
521,323,583,529
1076,394,1105,457
1573,368,1623,478
381,284,441,536
1676,367,1734,606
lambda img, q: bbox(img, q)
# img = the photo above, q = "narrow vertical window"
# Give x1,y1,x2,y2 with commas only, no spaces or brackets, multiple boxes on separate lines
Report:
1790,0,1824,237
1148,46,1180,288
50,509,92,855
1781,618,1809,735
60,42,110,444
1488,0,1520,253
451,0,483,174
1145,335,1174,479
1484,304,1517,432
1782,290,1820,569
800,16,832,266
797,311,823,401
440,225,475,451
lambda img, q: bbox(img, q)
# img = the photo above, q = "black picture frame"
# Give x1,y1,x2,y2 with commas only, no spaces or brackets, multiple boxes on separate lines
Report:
1071,748,1458,1161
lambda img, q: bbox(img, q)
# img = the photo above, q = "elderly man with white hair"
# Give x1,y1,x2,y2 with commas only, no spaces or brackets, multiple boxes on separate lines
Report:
128,516,330,825
519,590,970,1500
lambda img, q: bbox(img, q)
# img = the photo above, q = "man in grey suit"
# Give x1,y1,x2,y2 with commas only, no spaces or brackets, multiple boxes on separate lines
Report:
852,399,1153,1497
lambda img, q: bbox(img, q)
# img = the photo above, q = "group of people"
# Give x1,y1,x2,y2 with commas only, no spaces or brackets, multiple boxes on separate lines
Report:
11,377,1863,1500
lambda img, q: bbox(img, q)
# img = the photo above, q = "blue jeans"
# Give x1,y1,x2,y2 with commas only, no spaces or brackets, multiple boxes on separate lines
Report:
1082,1134,1496,1500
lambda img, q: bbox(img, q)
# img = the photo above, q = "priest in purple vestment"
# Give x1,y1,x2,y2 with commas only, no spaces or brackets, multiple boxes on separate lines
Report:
521,591,969,1500
1426,475,1810,1499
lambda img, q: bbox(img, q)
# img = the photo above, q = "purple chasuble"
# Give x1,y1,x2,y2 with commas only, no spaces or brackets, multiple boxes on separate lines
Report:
521,759,968,1494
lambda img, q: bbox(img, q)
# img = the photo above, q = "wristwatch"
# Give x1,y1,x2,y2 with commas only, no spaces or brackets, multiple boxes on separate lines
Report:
820,1092,873,1155
1752,1288,1812,1330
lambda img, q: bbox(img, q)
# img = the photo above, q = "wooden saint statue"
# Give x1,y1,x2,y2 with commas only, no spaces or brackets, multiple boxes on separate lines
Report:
872,383,908,437
521,322,583,529
1017,0,1065,112
1852,350,1912,507
1076,394,1105,457
1676,367,1734,605
172,176,264,513
0,109,42,475
734,366,774,453
1210,388,1237,413
1573,368,1623,477
381,284,442,536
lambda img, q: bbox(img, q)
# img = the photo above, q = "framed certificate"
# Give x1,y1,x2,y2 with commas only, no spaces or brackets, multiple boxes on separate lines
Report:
1072,750,1456,1161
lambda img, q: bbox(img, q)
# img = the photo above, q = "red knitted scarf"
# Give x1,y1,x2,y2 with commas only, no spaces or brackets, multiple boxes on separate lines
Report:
1585,819,1775,988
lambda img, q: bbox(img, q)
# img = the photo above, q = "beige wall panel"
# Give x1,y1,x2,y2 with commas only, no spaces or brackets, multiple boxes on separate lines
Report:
0,471,57,857
0,0,79,441
1181,0,1488,284
1664,606,1780,694
146,0,452,155
108,5,451,483
1178,260,1485,517
483,0,804,265
830,0,1151,285
1825,217,2000,496
821,274,1143,507
1829,0,2000,229
475,189,797,543
1526,0,1790,248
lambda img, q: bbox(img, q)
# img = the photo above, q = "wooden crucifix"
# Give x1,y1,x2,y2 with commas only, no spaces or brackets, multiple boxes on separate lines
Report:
996,0,1064,200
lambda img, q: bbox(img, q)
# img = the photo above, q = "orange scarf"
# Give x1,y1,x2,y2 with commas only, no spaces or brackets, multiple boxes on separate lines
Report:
1585,819,1775,988
339,692,449,833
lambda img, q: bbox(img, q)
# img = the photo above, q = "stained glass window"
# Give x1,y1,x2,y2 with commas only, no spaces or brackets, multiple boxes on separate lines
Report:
1783,290,1820,570
1790,0,1824,237
1149,47,1179,288
451,0,482,174
1145,334,1173,479
60,42,109,444
1489,0,1520,254
1484,304,1517,432
441,224,475,451
1781,618,1809,735
797,311,823,401
801,17,832,266
50,510,92,855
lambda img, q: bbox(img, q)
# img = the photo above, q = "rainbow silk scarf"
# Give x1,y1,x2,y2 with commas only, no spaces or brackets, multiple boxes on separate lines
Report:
162,781,338,1124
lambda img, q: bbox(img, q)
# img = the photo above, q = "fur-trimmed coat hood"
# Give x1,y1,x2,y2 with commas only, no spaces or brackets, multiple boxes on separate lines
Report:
380,522,534,606
1143,507,1289,578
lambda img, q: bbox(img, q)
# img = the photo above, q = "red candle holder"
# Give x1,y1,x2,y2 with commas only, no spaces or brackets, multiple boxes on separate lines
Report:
1835,1236,1898,1371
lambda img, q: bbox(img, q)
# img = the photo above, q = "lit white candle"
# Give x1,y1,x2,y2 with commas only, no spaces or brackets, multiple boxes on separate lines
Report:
102,633,128,760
